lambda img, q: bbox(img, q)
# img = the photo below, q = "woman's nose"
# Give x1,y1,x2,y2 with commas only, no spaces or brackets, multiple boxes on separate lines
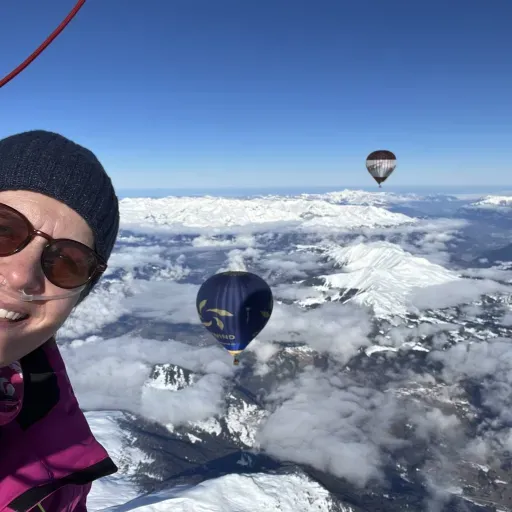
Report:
0,238,46,293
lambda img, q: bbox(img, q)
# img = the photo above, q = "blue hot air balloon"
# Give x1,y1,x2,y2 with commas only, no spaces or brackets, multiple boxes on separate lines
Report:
196,271,273,365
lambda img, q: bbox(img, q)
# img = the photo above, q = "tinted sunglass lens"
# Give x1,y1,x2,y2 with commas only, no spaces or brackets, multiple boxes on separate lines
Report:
42,242,97,289
0,206,30,256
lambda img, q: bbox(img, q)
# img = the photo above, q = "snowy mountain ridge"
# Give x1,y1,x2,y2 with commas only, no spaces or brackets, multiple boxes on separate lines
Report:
86,411,150,510
119,195,415,231
299,241,460,317
301,189,424,206
469,195,512,208
103,470,350,512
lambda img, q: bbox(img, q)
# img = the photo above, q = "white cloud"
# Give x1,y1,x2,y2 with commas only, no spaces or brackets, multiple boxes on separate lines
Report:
121,280,200,323
105,245,175,273
271,283,325,303
59,281,132,340
218,247,263,272
501,311,512,325
254,302,373,362
258,250,326,280
428,338,512,457
60,335,234,425
141,373,226,425
257,368,402,487
374,322,459,349
409,278,512,311
192,234,256,248
462,267,512,282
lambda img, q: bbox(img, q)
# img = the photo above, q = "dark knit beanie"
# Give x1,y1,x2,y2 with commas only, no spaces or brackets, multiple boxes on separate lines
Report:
0,130,119,301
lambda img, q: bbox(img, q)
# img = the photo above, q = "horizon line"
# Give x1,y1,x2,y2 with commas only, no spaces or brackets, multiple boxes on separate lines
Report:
117,184,512,189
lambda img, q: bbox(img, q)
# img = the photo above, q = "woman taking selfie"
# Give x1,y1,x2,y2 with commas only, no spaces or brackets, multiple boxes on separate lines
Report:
0,130,119,511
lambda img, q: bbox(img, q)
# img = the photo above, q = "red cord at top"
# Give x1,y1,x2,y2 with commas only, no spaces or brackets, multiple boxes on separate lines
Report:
0,0,87,89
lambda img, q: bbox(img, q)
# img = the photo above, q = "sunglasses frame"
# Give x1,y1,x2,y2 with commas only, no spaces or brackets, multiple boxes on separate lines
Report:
0,202,108,290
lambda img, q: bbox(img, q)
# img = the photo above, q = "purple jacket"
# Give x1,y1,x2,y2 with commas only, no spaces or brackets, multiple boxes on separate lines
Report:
0,338,118,512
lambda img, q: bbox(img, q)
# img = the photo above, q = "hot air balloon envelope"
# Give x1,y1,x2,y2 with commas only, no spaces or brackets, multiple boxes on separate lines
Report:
366,150,396,187
196,271,273,359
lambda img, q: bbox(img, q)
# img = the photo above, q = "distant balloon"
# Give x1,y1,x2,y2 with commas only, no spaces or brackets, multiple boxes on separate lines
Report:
196,271,273,365
366,150,396,187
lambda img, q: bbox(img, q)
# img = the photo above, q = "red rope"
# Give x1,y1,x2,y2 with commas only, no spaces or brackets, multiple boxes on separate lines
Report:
0,0,87,89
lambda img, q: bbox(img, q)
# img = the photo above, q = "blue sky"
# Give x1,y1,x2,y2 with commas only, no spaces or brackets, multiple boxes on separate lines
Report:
1,0,511,190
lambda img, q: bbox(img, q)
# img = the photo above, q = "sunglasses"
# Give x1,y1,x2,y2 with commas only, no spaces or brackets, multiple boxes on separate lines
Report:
0,202,107,290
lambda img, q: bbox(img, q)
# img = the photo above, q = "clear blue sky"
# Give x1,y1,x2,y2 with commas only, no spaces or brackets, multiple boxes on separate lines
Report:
1,0,511,190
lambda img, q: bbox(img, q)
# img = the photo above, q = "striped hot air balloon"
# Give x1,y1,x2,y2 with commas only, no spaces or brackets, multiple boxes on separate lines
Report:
366,150,397,187
196,271,273,365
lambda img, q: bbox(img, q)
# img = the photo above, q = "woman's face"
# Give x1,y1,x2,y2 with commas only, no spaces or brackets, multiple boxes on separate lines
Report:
0,190,94,366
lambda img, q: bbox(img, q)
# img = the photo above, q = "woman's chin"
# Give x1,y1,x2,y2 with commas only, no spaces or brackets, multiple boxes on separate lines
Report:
0,327,51,366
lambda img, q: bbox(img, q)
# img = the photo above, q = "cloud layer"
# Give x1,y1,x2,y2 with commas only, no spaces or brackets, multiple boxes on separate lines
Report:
53,191,512,508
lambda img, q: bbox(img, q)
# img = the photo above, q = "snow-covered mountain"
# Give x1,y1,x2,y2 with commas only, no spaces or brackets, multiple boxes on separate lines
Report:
297,241,460,317
86,411,151,510
105,470,349,512
301,189,424,206
119,195,415,232
469,195,512,209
